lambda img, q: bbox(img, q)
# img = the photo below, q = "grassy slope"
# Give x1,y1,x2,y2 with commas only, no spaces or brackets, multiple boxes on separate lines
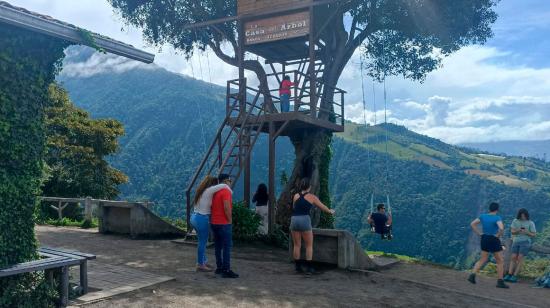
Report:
338,122,550,193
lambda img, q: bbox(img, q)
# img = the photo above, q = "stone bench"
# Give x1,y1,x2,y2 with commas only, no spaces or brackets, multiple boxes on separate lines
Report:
98,201,185,238
289,228,378,270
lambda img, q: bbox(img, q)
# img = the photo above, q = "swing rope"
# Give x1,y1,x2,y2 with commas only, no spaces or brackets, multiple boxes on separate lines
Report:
190,29,208,156
382,30,391,206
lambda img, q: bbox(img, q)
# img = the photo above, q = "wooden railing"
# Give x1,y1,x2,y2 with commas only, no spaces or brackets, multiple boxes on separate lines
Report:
227,70,346,127
40,197,153,222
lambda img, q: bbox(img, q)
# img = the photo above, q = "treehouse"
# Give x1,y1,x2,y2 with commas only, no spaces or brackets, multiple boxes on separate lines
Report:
186,0,347,234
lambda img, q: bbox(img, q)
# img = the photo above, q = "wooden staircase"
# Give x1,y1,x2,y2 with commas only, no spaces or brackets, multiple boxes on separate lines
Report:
185,79,267,229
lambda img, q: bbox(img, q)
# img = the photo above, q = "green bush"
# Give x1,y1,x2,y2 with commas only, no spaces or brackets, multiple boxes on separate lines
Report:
36,201,84,223
162,217,187,230
80,218,99,229
0,273,58,308
259,224,289,249
232,202,261,241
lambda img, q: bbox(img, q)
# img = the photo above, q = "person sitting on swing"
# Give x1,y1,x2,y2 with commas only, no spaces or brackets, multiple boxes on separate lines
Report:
368,203,393,240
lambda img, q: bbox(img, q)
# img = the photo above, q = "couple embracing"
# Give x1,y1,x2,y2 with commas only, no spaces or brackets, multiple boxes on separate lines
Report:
190,174,239,278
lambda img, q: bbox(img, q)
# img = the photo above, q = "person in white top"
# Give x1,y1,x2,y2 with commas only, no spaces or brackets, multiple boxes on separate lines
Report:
190,176,230,272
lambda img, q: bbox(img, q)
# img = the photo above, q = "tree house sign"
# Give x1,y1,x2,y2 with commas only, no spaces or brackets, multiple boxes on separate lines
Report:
245,11,309,45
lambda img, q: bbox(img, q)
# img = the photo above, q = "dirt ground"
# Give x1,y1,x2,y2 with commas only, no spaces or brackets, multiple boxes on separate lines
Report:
36,226,549,308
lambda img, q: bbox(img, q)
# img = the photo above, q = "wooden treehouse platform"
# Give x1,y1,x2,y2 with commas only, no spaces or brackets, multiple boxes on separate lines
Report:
228,111,344,137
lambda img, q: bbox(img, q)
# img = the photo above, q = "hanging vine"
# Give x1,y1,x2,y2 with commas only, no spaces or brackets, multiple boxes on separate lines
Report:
0,23,70,307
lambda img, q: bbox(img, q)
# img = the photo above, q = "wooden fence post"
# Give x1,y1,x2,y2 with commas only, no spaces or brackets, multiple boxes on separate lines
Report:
84,196,92,223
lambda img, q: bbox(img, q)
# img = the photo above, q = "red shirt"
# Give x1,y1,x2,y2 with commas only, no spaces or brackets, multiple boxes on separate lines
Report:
211,188,232,225
279,80,294,95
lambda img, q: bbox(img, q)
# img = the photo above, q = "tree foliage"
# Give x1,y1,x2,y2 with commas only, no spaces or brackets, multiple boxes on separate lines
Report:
0,23,69,307
43,84,127,200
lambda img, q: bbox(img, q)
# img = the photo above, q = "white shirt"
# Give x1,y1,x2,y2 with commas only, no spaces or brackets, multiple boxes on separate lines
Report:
193,184,231,215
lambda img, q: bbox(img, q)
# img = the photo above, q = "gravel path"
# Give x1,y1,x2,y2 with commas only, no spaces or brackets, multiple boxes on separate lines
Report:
36,226,547,308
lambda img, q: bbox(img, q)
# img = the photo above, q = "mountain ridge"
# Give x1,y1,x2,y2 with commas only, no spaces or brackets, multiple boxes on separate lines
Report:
56,47,550,266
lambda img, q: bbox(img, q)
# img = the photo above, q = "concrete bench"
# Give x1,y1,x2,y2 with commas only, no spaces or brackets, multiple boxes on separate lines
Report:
98,201,185,238
289,228,378,270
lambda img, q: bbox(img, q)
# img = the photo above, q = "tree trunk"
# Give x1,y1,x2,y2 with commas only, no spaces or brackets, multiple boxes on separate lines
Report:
276,129,332,231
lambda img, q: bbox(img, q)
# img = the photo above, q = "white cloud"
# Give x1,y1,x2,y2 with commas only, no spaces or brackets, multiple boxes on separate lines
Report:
61,49,156,78
10,0,550,144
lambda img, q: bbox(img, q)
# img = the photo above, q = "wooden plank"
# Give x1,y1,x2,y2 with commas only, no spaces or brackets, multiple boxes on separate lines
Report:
0,258,79,277
40,247,96,260
245,11,309,45
238,0,313,16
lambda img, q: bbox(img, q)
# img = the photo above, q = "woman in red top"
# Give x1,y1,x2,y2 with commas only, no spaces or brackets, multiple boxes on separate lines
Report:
279,75,294,112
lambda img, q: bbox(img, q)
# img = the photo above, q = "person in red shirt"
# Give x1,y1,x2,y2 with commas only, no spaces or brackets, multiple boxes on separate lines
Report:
210,174,239,278
279,75,294,112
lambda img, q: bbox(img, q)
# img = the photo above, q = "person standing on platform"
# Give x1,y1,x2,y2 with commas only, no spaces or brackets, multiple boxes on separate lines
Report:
253,183,269,235
290,178,335,274
279,75,294,112
210,174,239,278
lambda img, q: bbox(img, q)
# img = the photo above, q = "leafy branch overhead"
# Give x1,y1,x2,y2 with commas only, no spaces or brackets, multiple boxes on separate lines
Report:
108,0,498,82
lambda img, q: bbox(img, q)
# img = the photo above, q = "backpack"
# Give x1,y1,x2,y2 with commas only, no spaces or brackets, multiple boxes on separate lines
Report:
535,267,550,288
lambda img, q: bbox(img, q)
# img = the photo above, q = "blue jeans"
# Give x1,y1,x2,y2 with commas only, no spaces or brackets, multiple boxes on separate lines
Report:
280,94,290,112
190,213,210,266
211,224,232,271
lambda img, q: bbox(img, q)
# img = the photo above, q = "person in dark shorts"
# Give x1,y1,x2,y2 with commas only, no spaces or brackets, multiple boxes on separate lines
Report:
467,202,509,288
290,178,335,274
368,203,393,240
505,208,536,283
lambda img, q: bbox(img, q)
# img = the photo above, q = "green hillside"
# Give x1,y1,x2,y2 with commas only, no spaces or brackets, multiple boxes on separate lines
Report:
340,122,550,193
57,48,550,267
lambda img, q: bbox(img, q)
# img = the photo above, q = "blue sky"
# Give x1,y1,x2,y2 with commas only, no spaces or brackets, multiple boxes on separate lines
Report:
8,0,550,144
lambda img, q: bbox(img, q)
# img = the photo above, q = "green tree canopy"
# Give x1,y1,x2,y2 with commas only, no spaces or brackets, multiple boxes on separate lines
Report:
107,0,500,229
43,83,128,200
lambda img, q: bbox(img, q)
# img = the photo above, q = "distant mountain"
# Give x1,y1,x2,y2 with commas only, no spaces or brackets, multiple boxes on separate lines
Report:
461,140,550,160
57,47,550,267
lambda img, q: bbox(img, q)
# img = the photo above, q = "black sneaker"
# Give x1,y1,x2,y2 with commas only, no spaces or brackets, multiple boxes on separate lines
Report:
305,262,317,275
295,260,304,274
467,273,476,284
215,268,224,275
496,279,509,289
222,270,239,278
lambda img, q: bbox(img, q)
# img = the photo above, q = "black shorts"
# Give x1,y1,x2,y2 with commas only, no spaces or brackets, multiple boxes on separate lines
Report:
481,234,502,253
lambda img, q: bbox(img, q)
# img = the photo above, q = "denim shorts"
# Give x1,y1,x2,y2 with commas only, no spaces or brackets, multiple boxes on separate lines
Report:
511,240,531,256
290,215,312,232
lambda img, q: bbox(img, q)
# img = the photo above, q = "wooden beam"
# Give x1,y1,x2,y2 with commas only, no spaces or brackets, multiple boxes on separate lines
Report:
0,4,154,63
182,0,342,30
268,122,276,235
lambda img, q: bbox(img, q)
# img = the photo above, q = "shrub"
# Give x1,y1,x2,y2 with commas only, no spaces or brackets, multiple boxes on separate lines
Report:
232,202,261,241
162,217,187,230
0,272,58,308
259,224,289,249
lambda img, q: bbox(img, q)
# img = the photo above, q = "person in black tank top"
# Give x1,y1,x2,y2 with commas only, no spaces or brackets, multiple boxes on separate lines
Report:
290,178,335,274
